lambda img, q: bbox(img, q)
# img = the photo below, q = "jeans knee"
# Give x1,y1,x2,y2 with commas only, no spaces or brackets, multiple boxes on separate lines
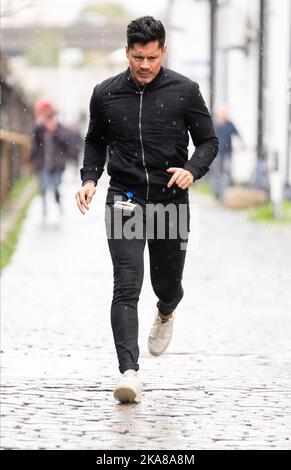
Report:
112,278,142,305
152,279,183,304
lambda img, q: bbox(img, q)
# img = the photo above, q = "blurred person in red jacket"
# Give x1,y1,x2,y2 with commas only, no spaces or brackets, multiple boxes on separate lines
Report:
30,101,69,218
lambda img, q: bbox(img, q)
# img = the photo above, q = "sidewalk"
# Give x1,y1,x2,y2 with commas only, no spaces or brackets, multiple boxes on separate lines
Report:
1,166,291,450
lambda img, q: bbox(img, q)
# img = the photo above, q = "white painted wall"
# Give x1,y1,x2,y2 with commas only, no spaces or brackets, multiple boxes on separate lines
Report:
167,0,210,98
167,0,211,160
215,0,260,183
215,0,290,186
264,0,291,185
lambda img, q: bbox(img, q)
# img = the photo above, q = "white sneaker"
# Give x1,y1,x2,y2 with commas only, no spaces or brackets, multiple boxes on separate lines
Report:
113,369,142,404
148,310,175,356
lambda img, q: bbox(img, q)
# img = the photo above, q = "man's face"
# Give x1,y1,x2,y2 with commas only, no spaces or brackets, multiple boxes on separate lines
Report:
126,41,167,85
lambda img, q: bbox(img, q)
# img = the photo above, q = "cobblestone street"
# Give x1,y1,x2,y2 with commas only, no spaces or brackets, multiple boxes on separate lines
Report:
1,167,291,450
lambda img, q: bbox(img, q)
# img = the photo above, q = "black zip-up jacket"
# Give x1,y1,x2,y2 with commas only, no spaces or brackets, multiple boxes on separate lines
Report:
80,66,219,201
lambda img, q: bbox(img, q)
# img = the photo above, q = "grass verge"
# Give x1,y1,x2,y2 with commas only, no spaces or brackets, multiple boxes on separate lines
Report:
1,175,38,272
249,201,291,224
192,180,213,196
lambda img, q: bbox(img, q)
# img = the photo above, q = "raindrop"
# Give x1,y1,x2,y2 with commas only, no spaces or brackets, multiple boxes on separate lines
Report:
173,189,176,194
108,92,111,95
162,188,166,192
161,104,164,108
123,116,127,121
108,118,111,123
173,121,176,126
180,97,184,101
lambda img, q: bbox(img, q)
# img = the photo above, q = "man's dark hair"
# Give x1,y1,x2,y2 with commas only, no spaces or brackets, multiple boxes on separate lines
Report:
127,16,166,49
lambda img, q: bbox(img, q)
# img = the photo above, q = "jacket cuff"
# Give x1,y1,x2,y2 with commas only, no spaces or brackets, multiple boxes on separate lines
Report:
80,166,104,185
183,163,200,180
82,179,97,187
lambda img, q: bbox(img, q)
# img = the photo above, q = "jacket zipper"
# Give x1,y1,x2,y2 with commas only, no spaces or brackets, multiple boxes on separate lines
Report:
137,86,150,200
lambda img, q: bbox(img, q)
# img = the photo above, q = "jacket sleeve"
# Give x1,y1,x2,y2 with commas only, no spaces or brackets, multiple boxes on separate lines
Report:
80,85,107,185
54,124,70,149
29,127,38,164
184,82,219,180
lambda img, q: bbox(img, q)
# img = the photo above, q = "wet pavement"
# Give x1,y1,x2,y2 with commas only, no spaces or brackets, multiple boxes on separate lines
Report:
1,166,291,449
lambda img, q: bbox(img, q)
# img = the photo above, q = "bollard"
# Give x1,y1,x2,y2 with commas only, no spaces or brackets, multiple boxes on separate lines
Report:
269,152,283,218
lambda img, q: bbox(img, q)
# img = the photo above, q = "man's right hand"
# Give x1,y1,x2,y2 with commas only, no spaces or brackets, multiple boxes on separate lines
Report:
75,182,96,215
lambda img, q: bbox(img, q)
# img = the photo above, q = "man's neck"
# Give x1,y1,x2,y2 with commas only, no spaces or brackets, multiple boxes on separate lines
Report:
130,73,146,87
129,66,163,88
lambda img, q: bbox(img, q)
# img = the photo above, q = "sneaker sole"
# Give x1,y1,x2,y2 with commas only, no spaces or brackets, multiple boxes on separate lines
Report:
113,385,140,404
148,313,175,357
148,343,170,356
148,335,173,356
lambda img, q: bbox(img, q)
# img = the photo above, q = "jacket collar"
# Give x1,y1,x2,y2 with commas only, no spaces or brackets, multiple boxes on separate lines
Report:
125,65,165,90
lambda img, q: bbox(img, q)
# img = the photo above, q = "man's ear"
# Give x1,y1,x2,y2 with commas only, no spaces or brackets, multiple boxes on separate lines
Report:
125,45,129,59
163,45,168,58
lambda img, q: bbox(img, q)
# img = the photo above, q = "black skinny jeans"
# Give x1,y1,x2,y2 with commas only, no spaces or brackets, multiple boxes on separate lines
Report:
105,185,190,373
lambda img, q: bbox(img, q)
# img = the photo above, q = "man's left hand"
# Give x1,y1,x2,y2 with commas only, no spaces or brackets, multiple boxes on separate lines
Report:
167,167,194,190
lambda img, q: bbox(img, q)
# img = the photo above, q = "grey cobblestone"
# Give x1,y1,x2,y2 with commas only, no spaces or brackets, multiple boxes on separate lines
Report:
1,167,291,449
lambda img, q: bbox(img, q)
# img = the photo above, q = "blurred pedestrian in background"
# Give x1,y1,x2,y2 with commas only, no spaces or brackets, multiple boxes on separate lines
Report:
210,107,243,199
66,121,84,175
29,101,69,219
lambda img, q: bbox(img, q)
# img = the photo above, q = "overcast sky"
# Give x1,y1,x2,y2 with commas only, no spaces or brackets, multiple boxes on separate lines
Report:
2,0,169,24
